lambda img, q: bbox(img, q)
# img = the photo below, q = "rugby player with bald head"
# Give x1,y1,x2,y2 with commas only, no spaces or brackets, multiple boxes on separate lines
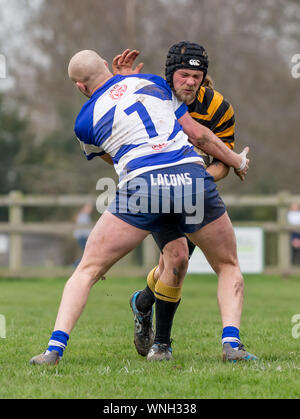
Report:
30,49,250,365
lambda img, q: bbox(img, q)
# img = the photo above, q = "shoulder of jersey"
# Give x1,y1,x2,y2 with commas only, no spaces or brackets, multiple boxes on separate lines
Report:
196,85,224,104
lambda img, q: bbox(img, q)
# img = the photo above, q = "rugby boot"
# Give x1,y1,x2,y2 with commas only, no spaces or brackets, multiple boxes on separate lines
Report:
130,291,154,356
147,343,173,361
222,343,258,363
29,350,60,365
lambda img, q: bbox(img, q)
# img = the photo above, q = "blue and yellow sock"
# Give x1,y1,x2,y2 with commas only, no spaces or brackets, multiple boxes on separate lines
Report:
222,326,240,349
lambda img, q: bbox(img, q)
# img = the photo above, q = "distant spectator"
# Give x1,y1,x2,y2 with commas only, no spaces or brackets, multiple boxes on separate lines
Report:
288,203,300,265
73,203,93,266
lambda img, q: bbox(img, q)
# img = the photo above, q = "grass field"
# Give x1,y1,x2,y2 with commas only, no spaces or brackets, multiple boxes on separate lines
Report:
1,274,300,399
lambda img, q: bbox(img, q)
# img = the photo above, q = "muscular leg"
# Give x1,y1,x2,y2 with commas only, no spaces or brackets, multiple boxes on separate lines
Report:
132,237,190,359
151,238,189,350
158,237,189,287
148,236,189,286
186,212,243,329
30,211,149,365
136,236,189,313
54,211,149,334
187,212,258,361
154,236,195,284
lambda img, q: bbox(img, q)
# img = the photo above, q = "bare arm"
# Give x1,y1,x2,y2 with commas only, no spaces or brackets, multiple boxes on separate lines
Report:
178,112,249,180
206,161,230,182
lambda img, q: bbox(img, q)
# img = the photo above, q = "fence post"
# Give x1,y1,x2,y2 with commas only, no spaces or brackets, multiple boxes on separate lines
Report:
9,190,23,272
277,191,291,274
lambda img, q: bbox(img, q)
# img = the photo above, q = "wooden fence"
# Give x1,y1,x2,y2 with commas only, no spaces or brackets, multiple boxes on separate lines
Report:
0,190,300,277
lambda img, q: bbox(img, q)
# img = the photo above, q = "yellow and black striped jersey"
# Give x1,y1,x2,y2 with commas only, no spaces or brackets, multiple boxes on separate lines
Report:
188,86,235,167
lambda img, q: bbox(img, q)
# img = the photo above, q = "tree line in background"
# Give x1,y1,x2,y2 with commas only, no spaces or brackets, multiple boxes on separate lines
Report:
0,0,299,198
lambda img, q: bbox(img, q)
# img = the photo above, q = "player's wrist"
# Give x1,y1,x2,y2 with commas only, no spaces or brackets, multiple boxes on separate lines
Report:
236,154,247,171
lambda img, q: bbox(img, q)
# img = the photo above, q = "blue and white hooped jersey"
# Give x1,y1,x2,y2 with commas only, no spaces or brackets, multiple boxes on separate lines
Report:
74,74,204,187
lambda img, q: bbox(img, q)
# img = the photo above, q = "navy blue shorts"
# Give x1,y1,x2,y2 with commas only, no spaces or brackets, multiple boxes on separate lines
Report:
108,163,226,234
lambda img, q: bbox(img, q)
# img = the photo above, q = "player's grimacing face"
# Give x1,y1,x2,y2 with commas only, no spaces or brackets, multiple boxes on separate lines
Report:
172,69,204,105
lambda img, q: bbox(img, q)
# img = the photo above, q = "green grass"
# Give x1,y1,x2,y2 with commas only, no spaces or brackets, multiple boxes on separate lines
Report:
1,274,300,399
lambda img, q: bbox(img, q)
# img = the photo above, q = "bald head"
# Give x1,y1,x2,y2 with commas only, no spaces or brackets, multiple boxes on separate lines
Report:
68,50,112,96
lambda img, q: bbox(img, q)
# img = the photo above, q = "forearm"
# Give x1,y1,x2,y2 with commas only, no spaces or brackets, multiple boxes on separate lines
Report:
206,161,230,182
193,127,241,169
179,112,243,170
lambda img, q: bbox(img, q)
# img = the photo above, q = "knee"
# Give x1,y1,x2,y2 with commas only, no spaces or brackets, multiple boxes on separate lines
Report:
163,241,189,275
174,252,189,274
213,252,239,276
75,259,107,286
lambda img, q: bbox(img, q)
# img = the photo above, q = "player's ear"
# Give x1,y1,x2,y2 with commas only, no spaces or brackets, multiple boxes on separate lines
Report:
76,81,90,98
103,60,109,69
